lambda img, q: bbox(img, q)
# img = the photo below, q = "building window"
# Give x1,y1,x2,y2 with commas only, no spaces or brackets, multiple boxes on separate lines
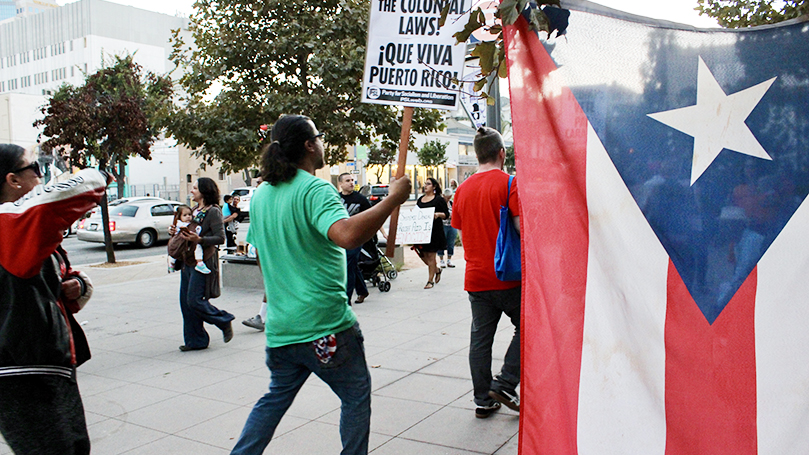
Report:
34,72,49,85
186,174,192,183
218,171,225,180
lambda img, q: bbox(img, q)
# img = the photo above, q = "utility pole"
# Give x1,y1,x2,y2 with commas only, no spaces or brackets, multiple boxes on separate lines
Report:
486,74,501,132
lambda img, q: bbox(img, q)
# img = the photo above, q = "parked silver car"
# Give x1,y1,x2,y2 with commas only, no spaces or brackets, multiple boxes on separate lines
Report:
77,200,183,247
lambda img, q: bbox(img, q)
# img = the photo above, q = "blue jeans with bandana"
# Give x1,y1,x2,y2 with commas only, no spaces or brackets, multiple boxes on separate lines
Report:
231,322,371,455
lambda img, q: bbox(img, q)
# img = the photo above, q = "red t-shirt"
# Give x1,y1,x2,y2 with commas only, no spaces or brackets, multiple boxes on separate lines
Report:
451,169,520,292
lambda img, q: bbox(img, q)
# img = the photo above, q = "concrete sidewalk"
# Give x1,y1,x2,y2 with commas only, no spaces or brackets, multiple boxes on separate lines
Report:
1,250,520,454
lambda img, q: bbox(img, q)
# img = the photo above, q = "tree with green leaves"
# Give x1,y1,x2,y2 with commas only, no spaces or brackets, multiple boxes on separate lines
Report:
417,140,448,177
166,0,444,173
365,145,396,184
35,54,173,263
696,0,808,27
446,0,563,104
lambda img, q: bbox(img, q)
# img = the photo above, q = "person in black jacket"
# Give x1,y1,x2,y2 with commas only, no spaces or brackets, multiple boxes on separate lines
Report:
338,173,372,304
0,143,110,455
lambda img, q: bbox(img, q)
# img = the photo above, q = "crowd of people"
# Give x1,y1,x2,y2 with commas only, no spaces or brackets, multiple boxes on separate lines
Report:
0,121,521,454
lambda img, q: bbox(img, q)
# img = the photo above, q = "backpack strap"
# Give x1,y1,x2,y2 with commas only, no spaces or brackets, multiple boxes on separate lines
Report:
505,175,514,210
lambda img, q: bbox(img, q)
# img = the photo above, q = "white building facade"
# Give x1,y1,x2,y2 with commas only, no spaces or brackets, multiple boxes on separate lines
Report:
0,0,189,194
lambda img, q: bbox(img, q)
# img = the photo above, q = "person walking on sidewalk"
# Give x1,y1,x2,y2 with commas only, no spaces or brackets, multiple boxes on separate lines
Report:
0,144,111,455
451,127,522,418
231,114,410,455
437,187,457,268
171,177,235,352
338,172,372,304
414,177,449,289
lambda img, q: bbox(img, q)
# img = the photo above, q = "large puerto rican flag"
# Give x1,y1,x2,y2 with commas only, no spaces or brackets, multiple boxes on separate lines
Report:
506,1,809,453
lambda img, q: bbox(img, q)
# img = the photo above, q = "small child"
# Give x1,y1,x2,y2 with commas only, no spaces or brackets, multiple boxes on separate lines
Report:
167,205,211,274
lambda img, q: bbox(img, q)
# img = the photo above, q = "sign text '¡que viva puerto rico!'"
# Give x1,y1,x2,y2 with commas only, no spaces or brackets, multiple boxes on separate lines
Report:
368,43,458,89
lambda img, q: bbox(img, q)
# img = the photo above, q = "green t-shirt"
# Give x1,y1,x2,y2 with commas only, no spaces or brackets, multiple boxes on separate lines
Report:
246,169,355,348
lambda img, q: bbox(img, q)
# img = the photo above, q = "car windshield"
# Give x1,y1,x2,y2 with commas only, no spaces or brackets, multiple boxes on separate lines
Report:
233,189,251,197
110,205,138,217
109,197,160,206
371,186,389,195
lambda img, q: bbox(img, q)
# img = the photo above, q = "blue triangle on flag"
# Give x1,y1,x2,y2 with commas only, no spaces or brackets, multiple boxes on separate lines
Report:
551,15,809,323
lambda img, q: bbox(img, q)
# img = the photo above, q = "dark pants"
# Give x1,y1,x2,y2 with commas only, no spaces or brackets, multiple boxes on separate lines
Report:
468,286,521,406
179,264,235,348
0,372,90,455
346,247,368,301
231,323,371,455
225,227,237,250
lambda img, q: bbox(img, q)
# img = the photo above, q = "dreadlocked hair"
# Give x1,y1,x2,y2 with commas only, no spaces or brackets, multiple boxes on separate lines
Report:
260,114,317,185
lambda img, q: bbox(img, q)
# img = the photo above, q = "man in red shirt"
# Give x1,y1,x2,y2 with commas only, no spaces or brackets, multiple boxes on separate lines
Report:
452,127,521,419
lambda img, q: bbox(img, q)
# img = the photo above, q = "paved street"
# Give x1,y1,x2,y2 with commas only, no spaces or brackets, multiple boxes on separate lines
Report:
62,236,170,266
1,247,520,454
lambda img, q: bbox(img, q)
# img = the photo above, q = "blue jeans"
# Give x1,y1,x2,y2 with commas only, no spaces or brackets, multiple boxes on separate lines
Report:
468,286,521,406
231,323,371,455
346,247,368,301
438,225,457,258
179,264,235,348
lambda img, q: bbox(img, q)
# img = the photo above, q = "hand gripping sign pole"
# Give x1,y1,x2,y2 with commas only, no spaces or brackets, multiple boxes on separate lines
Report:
361,0,469,257
385,106,413,259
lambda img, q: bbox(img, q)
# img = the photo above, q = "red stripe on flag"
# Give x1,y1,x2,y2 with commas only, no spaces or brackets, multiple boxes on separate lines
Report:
505,17,590,454
665,262,758,455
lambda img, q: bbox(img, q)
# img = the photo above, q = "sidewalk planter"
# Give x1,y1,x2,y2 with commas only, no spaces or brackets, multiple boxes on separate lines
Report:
221,255,263,289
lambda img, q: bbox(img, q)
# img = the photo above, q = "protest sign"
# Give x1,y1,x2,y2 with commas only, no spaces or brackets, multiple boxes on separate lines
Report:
362,0,470,110
396,206,435,244
460,65,486,128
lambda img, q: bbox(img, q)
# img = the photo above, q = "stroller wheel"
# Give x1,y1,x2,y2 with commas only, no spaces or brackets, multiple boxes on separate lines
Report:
380,281,391,292
386,270,398,280
371,275,380,287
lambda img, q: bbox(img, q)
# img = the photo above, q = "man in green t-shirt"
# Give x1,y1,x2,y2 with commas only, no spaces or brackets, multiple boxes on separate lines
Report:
231,115,410,455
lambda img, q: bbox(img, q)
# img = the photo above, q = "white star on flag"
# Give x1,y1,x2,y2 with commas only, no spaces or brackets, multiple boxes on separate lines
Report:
648,56,776,185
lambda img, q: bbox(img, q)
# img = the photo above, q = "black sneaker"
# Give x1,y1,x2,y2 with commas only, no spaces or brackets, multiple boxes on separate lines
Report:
475,402,501,418
489,389,520,412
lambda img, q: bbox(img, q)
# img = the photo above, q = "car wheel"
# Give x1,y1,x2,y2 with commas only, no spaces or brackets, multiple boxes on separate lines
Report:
136,229,157,248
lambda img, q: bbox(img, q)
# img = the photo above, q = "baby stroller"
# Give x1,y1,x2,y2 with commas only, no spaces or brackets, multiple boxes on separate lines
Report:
358,237,398,292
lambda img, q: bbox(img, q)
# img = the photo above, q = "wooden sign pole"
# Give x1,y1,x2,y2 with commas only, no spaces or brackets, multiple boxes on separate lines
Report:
385,106,414,259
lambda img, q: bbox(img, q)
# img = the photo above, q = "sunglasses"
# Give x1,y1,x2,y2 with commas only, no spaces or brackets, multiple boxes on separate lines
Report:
11,161,43,178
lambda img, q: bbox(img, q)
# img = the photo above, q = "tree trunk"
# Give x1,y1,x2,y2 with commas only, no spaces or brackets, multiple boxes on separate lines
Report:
299,51,309,94
99,159,116,263
110,162,126,199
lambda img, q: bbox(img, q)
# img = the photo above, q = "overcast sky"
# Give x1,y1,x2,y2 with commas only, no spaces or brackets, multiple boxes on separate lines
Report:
57,0,720,27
